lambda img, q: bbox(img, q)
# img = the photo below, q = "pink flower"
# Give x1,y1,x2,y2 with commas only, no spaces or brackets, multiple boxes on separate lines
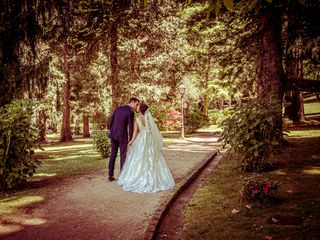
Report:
263,187,269,195
266,181,272,188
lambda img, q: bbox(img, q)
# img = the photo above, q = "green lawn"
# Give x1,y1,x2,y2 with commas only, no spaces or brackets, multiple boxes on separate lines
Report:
304,96,320,115
34,141,107,178
182,126,320,240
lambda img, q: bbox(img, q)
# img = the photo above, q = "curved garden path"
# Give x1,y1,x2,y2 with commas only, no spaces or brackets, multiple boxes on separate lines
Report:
0,132,221,240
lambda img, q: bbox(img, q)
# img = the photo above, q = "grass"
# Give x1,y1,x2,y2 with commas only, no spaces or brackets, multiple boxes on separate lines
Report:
182,126,320,240
35,141,105,178
304,96,320,115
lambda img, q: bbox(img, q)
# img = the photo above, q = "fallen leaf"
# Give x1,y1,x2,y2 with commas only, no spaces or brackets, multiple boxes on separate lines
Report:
231,209,240,214
245,204,252,209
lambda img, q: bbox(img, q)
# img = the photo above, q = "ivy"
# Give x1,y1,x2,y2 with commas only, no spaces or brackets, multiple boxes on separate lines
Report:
0,100,40,191
220,100,283,172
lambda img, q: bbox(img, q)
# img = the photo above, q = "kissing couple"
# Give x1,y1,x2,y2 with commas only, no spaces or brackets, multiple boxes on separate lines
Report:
108,97,175,193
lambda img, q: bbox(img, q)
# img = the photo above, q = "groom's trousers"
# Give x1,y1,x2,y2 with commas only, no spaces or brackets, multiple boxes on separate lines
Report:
108,139,128,177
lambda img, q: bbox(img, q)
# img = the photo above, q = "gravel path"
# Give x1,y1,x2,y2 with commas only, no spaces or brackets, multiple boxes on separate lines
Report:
1,133,221,240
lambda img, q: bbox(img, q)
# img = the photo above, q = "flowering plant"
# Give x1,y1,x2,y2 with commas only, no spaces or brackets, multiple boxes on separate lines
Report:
240,177,279,206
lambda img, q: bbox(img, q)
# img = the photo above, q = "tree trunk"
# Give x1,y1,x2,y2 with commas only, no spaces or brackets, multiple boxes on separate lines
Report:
258,8,284,132
285,35,306,122
110,20,120,110
60,40,73,142
83,114,90,138
218,99,224,109
39,109,47,142
203,95,209,116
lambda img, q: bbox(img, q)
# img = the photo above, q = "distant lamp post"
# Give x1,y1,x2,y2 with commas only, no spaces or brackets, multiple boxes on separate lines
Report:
178,83,186,140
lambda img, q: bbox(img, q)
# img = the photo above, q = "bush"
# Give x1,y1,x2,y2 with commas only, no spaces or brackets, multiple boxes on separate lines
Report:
240,176,279,206
208,108,232,125
0,100,40,191
153,110,181,131
185,110,209,134
92,131,111,158
220,100,283,172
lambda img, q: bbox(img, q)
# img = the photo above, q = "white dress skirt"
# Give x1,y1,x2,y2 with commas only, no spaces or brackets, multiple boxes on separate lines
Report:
117,116,175,193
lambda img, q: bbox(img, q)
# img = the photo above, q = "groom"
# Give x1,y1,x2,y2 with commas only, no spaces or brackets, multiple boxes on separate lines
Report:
107,97,140,181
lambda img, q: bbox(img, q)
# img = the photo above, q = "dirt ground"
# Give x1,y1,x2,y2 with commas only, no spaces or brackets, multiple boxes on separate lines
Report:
0,133,221,240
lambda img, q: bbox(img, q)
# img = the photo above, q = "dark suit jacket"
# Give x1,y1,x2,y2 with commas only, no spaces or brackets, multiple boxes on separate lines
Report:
108,105,134,143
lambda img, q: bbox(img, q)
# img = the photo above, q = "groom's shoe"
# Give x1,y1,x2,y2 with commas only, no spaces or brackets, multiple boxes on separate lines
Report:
108,176,116,182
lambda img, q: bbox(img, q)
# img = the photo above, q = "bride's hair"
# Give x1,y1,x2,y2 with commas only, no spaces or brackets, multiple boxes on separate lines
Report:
139,103,149,115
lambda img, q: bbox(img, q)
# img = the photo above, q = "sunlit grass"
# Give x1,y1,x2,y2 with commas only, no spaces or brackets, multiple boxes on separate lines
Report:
35,142,105,177
182,128,320,240
304,96,320,115
0,195,44,208
302,167,320,175
288,129,320,137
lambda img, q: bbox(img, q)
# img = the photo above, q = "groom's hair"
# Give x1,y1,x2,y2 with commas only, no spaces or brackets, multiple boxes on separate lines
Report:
139,103,149,115
128,97,140,103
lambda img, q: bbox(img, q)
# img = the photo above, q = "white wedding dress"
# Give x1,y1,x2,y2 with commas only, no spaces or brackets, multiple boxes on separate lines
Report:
117,111,175,193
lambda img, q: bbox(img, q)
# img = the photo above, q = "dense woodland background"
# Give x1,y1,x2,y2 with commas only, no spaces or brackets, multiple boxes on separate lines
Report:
1,0,319,142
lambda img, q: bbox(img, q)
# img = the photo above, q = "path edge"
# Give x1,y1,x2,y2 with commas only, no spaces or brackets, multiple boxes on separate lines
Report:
143,150,218,240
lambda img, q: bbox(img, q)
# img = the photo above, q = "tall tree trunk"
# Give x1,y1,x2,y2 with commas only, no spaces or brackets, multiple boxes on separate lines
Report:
203,95,209,116
202,56,210,117
258,8,284,132
130,47,137,82
60,40,73,142
39,109,47,142
286,36,306,122
83,114,90,138
110,20,120,110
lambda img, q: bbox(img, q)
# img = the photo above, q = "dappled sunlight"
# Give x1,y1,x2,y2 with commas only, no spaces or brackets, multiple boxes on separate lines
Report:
35,143,93,152
38,147,95,154
7,215,47,226
47,155,86,161
302,167,320,175
187,137,220,142
272,169,287,175
311,154,320,160
164,140,221,153
0,223,23,237
0,195,44,208
29,173,57,182
33,173,57,177
288,129,320,138
44,155,100,162
0,195,47,237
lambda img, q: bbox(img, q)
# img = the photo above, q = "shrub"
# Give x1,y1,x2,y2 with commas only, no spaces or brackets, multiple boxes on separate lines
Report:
220,100,283,172
149,104,181,131
0,100,40,191
185,110,209,134
92,131,111,158
240,176,279,206
209,108,232,125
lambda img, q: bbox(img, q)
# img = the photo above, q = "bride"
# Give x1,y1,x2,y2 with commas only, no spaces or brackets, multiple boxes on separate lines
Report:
117,102,175,193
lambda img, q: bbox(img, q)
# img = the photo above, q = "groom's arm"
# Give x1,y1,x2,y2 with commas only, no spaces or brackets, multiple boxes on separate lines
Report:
108,110,116,130
129,120,138,146
128,111,134,141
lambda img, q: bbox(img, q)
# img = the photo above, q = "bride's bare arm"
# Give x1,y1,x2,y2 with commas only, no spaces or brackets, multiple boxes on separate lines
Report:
128,120,139,146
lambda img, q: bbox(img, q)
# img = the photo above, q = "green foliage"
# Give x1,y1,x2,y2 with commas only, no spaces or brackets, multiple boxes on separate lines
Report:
0,100,40,191
185,110,209,134
92,131,111,158
208,108,232,124
148,104,182,131
220,100,283,172
240,176,279,207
